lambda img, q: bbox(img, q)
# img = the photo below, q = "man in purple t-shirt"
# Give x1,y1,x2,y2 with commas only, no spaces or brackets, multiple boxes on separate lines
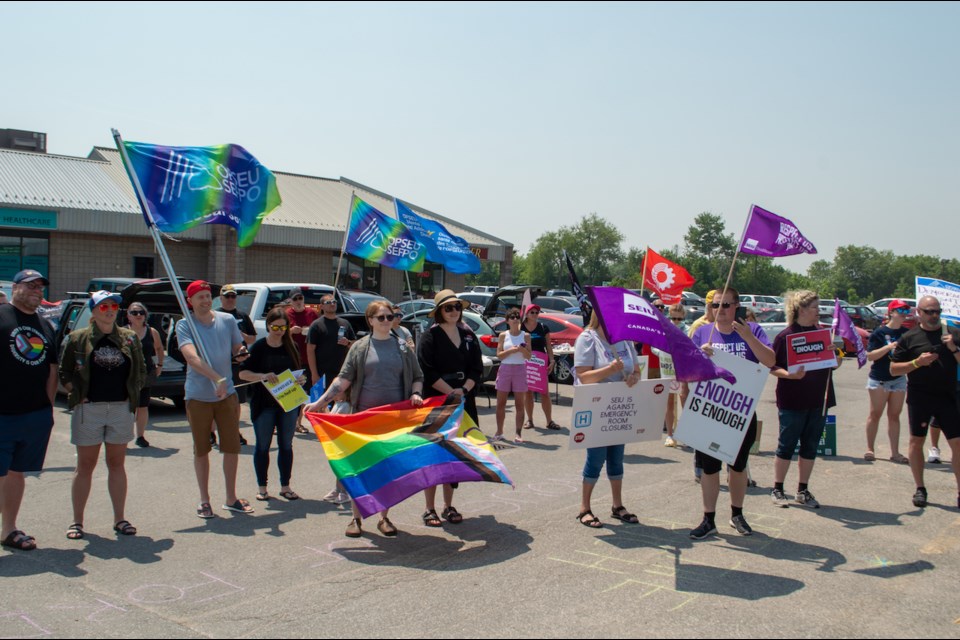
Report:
688,287,775,540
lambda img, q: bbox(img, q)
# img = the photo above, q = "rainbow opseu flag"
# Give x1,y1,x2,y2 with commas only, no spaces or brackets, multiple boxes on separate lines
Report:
122,141,281,247
346,196,426,272
307,396,512,518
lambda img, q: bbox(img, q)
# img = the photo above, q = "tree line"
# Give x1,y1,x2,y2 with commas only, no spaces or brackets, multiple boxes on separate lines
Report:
467,212,960,304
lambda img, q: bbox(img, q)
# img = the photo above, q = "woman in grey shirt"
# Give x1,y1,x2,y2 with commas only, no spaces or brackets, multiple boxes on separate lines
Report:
305,301,424,538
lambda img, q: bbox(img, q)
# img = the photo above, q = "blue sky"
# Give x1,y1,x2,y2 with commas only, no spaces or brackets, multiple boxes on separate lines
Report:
3,1,957,274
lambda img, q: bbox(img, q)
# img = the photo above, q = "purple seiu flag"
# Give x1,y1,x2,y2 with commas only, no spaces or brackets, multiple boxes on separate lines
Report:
586,286,736,384
739,205,817,258
833,299,867,368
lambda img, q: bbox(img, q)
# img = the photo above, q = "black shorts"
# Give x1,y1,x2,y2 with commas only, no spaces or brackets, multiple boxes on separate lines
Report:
138,386,151,408
695,414,758,475
908,392,960,440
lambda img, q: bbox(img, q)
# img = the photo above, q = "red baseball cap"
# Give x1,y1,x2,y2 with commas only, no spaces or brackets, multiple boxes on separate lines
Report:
887,299,910,313
186,280,211,300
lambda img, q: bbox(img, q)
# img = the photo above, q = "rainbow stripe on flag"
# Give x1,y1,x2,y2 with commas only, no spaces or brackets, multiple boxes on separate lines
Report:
307,396,512,518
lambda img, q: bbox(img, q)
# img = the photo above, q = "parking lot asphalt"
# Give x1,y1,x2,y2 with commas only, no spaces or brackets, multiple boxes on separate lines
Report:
2,362,959,638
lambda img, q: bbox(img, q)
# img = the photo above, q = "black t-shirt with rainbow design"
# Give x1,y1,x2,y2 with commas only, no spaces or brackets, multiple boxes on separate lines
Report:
0,304,58,414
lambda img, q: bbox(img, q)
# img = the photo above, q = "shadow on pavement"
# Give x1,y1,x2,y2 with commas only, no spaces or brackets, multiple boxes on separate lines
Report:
801,504,912,530
623,454,678,466
331,515,533,571
852,559,935,578
75,532,175,564
173,499,342,538
0,547,87,578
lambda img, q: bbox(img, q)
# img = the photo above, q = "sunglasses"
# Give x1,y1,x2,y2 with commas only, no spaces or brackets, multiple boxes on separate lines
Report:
527,310,540,315
269,324,288,332
654,305,666,310
98,302,120,312
322,300,336,305
292,296,304,302
222,293,237,298
372,314,396,322
128,310,146,317
919,308,942,314
710,302,734,309
442,303,463,313
669,316,685,322
893,308,911,315
507,314,521,320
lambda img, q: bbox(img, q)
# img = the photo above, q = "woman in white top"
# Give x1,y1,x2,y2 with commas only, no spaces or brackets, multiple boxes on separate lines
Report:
494,307,532,444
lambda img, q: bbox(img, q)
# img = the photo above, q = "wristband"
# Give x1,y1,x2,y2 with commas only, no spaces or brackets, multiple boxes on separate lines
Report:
911,359,919,369
411,391,422,397
216,377,228,385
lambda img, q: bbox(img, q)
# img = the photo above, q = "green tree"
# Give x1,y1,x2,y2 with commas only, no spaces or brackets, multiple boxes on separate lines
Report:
465,260,501,287
525,213,624,287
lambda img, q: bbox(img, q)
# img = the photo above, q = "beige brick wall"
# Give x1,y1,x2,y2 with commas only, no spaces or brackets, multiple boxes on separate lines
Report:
239,247,336,285
48,232,208,298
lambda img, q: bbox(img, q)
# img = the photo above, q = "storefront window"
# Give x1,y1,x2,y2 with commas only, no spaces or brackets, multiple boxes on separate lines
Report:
0,232,49,280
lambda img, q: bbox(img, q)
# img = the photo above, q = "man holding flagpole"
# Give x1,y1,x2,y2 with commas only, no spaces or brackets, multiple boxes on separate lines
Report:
177,281,254,519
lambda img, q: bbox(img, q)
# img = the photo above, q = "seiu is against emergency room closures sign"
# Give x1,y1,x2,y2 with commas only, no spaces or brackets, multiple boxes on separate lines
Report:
673,350,768,465
569,379,669,450
785,328,836,374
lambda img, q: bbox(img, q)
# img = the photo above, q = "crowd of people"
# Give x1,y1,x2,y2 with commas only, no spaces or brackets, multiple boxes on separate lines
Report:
1,270,958,552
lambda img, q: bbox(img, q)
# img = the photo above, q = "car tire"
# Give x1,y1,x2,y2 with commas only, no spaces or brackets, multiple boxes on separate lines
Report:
553,356,574,385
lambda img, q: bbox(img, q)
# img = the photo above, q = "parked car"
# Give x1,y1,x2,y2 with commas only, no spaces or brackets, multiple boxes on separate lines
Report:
490,312,584,384
467,285,499,294
868,297,916,312
85,277,141,293
480,285,545,319
457,292,493,315
546,289,574,298
396,299,435,317
212,283,359,340
58,278,210,409
740,294,783,311
533,296,579,313
756,309,868,356
403,308,501,382
840,305,882,331
341,290,392,312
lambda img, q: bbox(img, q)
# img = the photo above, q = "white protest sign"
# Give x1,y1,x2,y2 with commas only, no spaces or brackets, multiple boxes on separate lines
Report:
916,276,960,326
673,350,768,465
569,379,670,450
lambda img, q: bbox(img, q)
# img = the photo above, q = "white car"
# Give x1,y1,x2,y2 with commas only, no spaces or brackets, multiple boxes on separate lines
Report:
740,294,783,310
213,283,359,340
868,298,916,313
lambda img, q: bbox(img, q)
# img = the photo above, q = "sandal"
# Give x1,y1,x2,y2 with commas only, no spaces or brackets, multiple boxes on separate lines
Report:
377,517,398,537
889,454,909,464
255,491,271,501
1,530,37,550
524,420,536,430
279,490,300,501
296,424,310,434
576,510,603,529
611,506,639,524
546,421,562,431
66,524,85,540
864,451,876,461
422,509,442,527
441,506,463,524
223,499,255,514
196,502,215,519
345,517,362,538
113,520,137,536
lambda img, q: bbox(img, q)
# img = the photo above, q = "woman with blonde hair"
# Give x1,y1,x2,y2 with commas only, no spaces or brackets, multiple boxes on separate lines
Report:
769,290,839,510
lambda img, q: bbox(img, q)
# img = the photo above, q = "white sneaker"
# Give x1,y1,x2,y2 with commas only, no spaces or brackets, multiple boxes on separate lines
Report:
928,447,941,464
664,437,676,448
322,488,340,503
335,492,352,505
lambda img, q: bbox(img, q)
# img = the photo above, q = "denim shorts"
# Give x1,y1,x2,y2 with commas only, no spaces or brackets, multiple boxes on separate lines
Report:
866,376,907,392
775,408,825,461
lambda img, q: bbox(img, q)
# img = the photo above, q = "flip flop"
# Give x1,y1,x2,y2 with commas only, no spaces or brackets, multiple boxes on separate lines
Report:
279,490,300,501
864,452,876,461
889,454,909,464
255,491,271,501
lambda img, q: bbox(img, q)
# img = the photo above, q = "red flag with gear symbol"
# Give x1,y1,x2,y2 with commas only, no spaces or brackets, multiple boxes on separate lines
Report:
642,248,696,304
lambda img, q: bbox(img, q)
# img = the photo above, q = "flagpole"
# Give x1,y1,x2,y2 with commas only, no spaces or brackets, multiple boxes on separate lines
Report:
334,192,354,291
112,129,213,372
707,206,753,345
640,247,650,298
